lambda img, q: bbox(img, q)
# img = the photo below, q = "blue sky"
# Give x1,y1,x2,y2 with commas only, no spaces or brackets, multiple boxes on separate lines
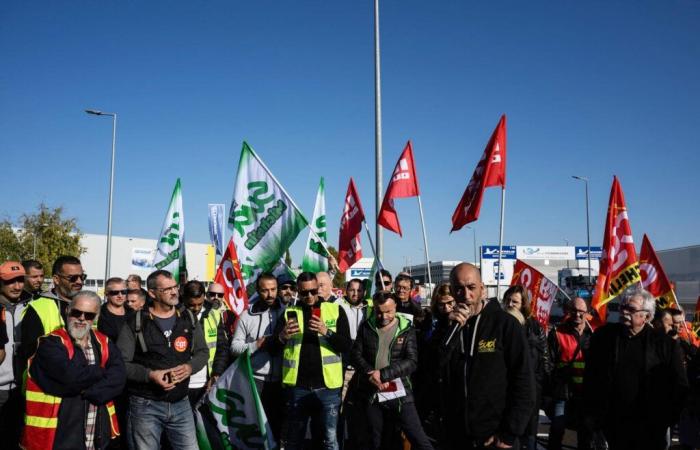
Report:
2,1,699,274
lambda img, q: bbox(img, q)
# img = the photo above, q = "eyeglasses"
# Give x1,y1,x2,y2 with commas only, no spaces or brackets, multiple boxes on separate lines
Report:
155,285,178,293
395,285,411,292
69,309,97,321
207,292,224,299
571,309,588,316
107,289,128,296
279,284,295,290
621,305,645,315
299,288,319,297
57,273,87,283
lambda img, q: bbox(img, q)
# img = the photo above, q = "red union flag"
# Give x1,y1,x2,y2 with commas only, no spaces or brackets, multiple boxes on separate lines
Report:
451,115,507,232
639,234,679,310
591,176,641,322
511,259,558,330
214,238,249,316
377,141,420,236
338,178,365,272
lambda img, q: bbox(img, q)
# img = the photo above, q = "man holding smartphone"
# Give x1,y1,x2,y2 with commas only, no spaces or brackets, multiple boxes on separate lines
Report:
272,272,352,450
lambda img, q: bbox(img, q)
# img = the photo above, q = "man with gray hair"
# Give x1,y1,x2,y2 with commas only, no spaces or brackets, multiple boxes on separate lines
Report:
21,290,126,449
584,287,688,450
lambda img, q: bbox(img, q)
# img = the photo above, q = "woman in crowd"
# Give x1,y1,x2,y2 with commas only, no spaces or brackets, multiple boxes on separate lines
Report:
503,285,550,450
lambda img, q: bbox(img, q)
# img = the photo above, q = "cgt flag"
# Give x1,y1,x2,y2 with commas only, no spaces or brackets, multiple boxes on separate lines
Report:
451,115,507,232
338,178,365,272
302,177,329,273
377,141,420,236
227,142,308,290
154,178,187,283
591,176,641,322
214,238,249,315
511,259,559,330
639,234,679,310
195,348,276,450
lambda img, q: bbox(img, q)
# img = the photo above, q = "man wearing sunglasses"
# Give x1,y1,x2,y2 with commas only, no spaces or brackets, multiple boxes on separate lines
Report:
21,290,126,450
117,269,208,450
546,297,593,450
584,288,688,450
97,277,134,341
20,255,86,366
272,272,352,450
277,274,297,306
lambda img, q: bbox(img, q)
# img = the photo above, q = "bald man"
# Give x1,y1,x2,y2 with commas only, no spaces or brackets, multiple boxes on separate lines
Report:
440,263,534,449
316,272,339,303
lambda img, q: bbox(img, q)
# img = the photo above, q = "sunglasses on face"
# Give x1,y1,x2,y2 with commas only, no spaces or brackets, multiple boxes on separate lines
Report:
58,273,88,283
299,288,318,297
207,292,224,299
279,284,295,290
69,309,97,321
107,289,128,296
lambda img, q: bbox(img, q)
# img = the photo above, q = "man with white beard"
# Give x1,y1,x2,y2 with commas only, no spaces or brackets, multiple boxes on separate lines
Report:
20,291,126,450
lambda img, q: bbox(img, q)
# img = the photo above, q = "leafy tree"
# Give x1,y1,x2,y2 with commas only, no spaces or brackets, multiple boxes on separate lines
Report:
0,204,84,275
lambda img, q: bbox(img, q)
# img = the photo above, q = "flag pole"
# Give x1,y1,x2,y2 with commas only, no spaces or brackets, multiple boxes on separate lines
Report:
416,195,433,289
496,187,506,301
363,221,386,290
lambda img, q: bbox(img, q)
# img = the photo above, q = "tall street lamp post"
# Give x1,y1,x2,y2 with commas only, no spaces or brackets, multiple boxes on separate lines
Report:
572,175,592,292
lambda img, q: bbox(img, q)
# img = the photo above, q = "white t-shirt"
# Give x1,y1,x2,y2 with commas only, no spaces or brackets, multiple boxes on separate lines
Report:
188,311,208,389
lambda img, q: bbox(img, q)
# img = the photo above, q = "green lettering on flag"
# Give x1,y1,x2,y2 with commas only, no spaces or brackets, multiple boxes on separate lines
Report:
153,178,187,282
302,177,328,273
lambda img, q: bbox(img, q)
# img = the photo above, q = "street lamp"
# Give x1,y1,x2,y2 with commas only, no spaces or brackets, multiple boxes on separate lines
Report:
572,175,592,290
86,109,117,281
466,226,478,265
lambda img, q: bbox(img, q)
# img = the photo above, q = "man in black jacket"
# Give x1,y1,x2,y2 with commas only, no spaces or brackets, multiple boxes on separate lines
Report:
584,288,688,450
440,263,534,449
351,291,433,450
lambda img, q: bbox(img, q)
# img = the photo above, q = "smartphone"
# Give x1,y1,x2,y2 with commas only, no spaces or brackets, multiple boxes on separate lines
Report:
287,310,298,324
312,306,321,319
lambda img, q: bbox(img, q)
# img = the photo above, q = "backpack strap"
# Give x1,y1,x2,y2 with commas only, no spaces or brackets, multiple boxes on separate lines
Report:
135,310,148,354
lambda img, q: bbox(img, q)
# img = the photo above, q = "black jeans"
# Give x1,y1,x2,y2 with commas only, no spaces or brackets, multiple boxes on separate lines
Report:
365,399,434,450
0,387,23,450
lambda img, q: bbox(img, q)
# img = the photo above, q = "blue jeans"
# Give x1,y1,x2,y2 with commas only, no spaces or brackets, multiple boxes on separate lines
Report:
127,395,198,450
285,386,341,450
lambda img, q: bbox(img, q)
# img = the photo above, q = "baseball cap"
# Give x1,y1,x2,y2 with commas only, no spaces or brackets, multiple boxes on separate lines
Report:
0,261,26,281
277,273,296,287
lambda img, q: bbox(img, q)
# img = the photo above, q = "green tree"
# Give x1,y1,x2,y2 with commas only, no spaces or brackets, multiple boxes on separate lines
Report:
0,204,84,275
326,245,345,288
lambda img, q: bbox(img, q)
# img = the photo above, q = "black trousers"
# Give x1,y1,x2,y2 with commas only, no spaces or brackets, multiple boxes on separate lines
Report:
0,387,23,450
365,399,434,450
254,378,283,441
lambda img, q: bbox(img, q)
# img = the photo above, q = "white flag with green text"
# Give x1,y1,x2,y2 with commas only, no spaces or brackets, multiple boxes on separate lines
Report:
153,178,187,282
302,177,328,273
227,142,308,287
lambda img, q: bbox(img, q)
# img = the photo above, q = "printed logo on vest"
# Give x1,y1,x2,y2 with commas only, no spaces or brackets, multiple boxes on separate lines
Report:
477,338,497,353
174,336,189,352
324,319,336,328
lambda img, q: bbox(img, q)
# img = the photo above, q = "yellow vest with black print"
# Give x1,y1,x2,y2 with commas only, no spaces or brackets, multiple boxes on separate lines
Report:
282,303,343,389
203,308,221,373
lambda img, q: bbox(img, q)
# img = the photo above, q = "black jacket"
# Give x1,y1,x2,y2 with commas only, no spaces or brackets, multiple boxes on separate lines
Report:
30,330,126,450
583,323,688,433
524,317,550,399
350,314,417,403
547,320,592,400
440,299,535,445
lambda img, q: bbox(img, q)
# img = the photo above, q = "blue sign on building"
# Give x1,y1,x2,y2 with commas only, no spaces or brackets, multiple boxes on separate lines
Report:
575,246,603,260
481,245,517,260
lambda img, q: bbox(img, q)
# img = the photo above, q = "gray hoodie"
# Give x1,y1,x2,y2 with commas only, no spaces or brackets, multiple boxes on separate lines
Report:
0,293,30,389
230,299,286,382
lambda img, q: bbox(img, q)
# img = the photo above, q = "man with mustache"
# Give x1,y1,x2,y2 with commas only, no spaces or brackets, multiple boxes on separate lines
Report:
584,288,689,450
21,290,126,450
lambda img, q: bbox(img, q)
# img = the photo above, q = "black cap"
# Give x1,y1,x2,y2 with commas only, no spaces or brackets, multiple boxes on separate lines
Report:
277,273,296,286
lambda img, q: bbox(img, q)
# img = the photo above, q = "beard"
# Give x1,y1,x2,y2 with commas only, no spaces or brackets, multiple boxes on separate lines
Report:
68,321,90,342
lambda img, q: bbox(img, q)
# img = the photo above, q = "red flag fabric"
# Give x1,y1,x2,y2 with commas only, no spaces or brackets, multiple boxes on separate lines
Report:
377,141,420,236
591,176,641,323
451,115,507,232
639,234,679,310
511,259,558,330
214,238,249,316
338,178,365,272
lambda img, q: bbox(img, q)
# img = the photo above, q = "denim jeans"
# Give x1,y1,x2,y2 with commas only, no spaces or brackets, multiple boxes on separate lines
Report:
127,395,198,450
285,386,341,450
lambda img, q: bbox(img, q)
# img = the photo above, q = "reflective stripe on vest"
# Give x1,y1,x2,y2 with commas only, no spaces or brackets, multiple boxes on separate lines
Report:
203,310,221,373
282,303,343,389
555,329,586,387
23,297,64,336
21,328,120,450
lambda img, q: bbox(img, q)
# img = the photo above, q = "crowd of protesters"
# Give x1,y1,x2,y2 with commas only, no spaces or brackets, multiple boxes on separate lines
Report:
0,255,696,450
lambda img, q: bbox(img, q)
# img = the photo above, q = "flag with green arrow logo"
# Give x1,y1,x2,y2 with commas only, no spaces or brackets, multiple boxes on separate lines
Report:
154,178,187,282
302,177,328,273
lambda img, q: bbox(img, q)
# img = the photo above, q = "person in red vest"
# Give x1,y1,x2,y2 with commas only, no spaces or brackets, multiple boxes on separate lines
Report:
21,290,126,450
546,296,593,450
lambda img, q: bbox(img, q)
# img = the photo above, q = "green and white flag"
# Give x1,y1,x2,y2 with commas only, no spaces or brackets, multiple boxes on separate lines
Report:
153,178,187,282
227,142,308,287
195,349,276,450
302,177,328,273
